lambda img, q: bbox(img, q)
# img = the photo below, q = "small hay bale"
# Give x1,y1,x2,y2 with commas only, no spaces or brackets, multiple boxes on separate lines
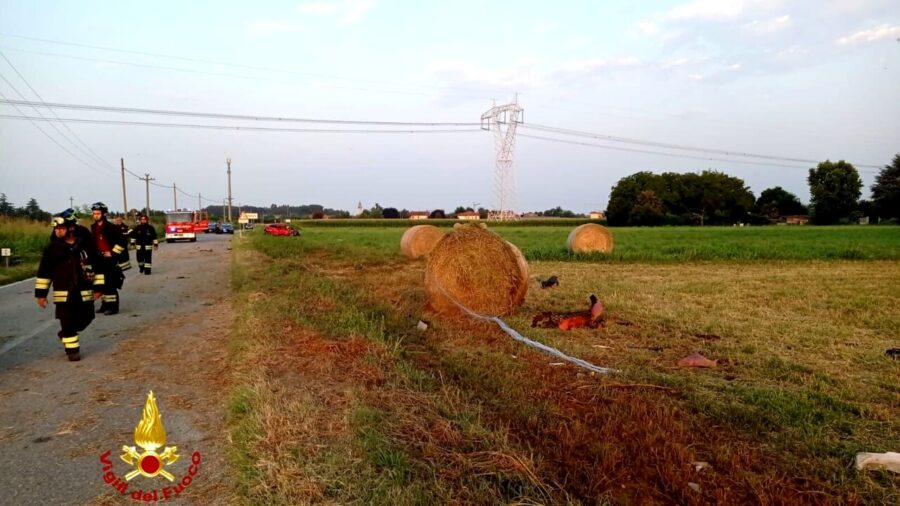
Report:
425,225,529,317
400,225,445,259
566,224,614,253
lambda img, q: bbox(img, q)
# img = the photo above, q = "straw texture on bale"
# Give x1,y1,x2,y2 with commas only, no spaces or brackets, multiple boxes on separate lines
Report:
566,224,614,253
400,225,445,259
425,226,529,317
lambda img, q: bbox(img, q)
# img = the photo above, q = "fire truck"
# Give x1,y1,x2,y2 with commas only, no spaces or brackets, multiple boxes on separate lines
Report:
164,210,209,243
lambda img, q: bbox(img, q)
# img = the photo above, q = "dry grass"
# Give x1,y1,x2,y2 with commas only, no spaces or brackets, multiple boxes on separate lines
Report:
229,233,900,504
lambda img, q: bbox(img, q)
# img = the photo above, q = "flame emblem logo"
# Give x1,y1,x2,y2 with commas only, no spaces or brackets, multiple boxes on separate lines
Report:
121,391,180,481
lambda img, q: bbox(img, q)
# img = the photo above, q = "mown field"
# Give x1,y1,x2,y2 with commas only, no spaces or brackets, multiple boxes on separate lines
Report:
228,224,899,505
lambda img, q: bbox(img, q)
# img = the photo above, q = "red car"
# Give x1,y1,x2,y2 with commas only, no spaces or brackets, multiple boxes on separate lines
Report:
263,223,300,236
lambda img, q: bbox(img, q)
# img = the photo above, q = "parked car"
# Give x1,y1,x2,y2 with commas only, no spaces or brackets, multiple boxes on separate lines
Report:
264,223,299,236
206,222,218,233
220,223,234,234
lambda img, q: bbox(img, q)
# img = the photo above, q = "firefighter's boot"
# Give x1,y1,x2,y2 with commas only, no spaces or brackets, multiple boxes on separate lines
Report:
102,293,118,315
60,334,80,361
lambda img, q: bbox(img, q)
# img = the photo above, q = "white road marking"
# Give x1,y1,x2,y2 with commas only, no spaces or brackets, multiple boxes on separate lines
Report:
0,277,35,291
0,320,55,357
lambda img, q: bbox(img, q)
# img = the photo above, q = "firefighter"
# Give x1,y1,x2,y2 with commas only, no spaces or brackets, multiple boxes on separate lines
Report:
90,202,129,315
114,215,132,240
130,214,159,275
35,214,100,361
48,208,92,243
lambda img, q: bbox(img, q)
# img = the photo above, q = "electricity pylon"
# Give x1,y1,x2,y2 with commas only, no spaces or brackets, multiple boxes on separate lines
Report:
481,100,523,221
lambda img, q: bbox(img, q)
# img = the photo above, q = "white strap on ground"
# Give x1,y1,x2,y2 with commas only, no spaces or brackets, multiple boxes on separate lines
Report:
436,283,615,375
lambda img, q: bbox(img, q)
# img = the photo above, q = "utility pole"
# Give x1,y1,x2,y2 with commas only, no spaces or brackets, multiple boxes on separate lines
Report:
226,158,233,223
198,193,202,212
139,173,155,217
69,196,74,209
173,182,177,210
120,158,129,219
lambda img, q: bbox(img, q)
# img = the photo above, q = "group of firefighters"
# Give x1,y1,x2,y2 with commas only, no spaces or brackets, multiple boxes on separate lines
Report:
33,203,159,361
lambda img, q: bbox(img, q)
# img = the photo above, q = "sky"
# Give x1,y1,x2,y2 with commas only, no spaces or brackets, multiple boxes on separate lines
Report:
0,0,898,215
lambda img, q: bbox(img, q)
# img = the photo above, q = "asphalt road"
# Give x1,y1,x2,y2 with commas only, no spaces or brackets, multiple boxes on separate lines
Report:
0,233,234,505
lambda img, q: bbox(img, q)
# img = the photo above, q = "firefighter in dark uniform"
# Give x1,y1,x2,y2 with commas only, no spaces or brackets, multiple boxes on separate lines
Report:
90,202,129,315
35,215,100,361
130,214,159,275
115,215,132,240
48,208,92,243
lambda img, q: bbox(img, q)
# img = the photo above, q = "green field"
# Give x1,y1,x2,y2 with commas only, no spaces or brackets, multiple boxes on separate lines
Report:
287,222,900,262
229,224,900,504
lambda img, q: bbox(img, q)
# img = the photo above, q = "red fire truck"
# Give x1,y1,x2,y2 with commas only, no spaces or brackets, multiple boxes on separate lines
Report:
193,210,209,232
164,210,196,242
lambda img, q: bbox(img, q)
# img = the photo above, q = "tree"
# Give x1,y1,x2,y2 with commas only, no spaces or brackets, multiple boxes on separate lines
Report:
382,207,400,219
871,153,900,220
755,186,807,219
808,160,862,224
24,198,48,221
429,209,446,219
607,171,660,226
0,193,13,216
631,190,665,226
541,206,577,218
607,170,753,226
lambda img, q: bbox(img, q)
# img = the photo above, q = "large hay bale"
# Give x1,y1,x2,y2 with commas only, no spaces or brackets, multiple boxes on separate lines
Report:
425,226,529,317
400,225,445,259
566,224,614,253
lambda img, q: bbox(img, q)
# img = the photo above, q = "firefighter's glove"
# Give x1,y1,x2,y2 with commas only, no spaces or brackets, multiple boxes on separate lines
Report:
36,297,47,309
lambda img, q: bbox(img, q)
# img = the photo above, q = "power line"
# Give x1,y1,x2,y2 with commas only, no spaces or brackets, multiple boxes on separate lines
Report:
522,123,882,169
0,99,481,126
0,114,484,134
0,87,112,177
0,50,115,172
520,133,880,174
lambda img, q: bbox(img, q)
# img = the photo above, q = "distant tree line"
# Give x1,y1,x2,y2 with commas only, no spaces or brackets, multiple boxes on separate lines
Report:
0,194,52,222
606,153,900,226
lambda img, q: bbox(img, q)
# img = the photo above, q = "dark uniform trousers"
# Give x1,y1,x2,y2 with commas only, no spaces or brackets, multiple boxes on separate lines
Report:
92,220,128,313
35,240,97,357
136,246,153,273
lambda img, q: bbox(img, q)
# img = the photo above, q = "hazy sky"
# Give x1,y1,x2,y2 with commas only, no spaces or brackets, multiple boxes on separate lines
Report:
1,0,898,215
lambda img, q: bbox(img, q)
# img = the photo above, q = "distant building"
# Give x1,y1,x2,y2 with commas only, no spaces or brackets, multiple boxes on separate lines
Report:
456,211,480,220
355,201,363,217
783,215,810,225
590,210,606,220
409,211,429,220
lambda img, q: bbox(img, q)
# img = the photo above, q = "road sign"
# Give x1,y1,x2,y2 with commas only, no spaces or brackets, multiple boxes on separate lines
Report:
238,218,249,224
1,248,10,257
244,212,258,220
284,219,291,223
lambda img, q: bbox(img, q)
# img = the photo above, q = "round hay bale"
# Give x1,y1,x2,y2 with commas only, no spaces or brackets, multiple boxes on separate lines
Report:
566,224,614,253
425,226,529,317
400,225,445,259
